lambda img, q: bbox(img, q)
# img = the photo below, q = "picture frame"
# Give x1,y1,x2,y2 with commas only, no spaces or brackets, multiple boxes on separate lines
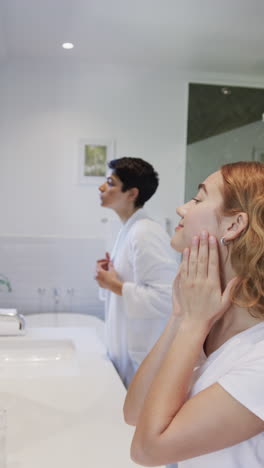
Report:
78,138,115,185
252,146,264,163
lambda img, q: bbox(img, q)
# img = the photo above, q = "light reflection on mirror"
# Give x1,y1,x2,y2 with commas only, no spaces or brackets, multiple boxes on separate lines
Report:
185,83,264,202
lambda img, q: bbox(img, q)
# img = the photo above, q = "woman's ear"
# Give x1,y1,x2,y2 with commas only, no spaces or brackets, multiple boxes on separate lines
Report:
223,212,248,242
128,187,139,203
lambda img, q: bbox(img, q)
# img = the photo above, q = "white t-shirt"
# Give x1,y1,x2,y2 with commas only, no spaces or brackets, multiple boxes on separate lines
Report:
179,321,264,468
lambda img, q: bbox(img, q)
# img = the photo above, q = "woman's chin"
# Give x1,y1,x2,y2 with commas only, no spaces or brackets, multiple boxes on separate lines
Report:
170,237,184,253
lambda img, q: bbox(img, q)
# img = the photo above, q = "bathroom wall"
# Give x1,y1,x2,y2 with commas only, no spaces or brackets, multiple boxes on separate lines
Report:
0,60,263,316
0,60,187,316
0,236,105,317
185,120,264,201
0,60,188,237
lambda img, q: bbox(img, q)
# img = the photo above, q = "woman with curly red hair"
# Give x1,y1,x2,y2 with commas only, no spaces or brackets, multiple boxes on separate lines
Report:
124,161,264,468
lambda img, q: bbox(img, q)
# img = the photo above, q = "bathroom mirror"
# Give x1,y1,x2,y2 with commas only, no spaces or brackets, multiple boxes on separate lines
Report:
185,83,264,202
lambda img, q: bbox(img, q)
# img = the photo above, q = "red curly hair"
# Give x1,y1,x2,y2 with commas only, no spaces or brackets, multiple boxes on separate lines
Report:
221,161,264,317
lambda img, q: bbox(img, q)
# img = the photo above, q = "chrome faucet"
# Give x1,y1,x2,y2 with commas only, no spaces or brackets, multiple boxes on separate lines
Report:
0,309,26,332
0,274,12,292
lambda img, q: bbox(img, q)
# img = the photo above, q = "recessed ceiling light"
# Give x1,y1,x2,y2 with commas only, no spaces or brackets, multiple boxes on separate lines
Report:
62,42,74,50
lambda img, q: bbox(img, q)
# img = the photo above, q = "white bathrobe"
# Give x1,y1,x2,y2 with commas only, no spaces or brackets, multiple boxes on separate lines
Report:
104,209,178,386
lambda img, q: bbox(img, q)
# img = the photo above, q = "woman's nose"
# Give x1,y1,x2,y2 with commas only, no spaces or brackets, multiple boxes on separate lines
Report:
176,203,187,218
99,182,106,192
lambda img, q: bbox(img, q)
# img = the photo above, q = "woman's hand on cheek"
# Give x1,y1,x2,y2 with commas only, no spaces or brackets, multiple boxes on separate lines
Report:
175,231,235,330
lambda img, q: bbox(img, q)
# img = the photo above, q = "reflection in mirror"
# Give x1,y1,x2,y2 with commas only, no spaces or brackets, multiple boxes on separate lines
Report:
185,83,264,202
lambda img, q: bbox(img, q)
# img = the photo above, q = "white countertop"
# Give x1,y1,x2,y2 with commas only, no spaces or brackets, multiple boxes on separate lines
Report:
0,326,160,468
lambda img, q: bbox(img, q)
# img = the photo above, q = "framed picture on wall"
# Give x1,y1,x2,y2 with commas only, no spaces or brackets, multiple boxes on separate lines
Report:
252,146,264,163
78,138,115,184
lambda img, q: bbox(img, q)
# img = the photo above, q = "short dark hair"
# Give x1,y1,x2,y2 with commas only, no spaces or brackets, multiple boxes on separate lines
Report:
108,157,159,207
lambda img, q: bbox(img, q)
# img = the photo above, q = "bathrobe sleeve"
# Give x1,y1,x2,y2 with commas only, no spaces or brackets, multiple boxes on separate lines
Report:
122,219,177,320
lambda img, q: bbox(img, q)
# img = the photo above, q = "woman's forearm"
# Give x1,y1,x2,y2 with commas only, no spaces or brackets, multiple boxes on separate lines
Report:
131,320,208,464
123,313,181,425
129,235,235,465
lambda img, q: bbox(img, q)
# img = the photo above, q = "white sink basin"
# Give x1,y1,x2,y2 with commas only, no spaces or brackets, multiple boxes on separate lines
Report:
0,338,76,363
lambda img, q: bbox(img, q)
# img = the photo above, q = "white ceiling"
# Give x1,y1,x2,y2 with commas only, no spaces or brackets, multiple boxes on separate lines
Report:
1,0,264,75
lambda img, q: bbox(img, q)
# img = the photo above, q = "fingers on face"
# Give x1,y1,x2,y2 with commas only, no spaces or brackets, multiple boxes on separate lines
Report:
188,236,199,279
208,235,220,281
197,231,209,278
184,232,219,280
180,247,190,278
